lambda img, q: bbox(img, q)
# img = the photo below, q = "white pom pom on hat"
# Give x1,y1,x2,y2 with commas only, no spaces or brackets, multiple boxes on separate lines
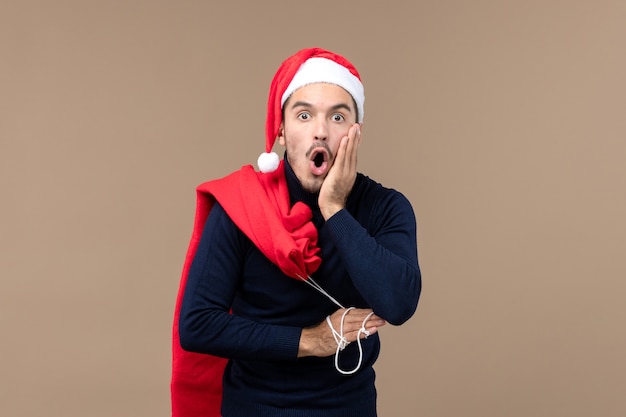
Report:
257,151,280,173
258,47,365,173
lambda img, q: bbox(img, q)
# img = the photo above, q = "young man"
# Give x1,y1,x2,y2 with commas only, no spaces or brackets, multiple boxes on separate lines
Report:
172,47,421,417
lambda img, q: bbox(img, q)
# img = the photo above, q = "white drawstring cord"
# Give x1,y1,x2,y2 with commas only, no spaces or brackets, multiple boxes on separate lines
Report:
326,308,352,350
326,308,375,375
297,274,345,309
297,274,375,375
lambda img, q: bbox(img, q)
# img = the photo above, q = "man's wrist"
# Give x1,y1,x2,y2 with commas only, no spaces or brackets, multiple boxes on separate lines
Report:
298,328,313,358
321,204,343,220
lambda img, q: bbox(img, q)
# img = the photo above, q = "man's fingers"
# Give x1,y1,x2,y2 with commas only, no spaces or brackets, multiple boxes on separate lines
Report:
347,124,360,168
336,124,359,171
331,309,384,331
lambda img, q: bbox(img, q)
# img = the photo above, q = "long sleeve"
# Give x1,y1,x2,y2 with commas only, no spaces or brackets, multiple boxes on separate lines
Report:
178,203,302,360
324,183,421,325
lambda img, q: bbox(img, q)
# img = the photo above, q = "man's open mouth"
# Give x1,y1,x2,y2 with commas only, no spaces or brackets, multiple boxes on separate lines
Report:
313,152,325,168
309,148,330,176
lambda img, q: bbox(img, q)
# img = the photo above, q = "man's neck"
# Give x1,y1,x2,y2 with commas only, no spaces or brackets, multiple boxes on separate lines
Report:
283,154,319,209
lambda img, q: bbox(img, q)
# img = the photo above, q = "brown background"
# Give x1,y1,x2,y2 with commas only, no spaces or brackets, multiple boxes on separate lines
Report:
1,1,625,416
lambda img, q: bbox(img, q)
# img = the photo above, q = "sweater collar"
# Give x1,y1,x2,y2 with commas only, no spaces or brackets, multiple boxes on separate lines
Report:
283,153,320,209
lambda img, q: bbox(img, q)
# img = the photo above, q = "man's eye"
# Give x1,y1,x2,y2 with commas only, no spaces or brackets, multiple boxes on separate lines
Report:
332,114,345,122
297,112,310,120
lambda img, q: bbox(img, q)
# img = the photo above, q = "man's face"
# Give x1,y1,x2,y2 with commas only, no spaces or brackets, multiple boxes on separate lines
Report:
278,82,358,193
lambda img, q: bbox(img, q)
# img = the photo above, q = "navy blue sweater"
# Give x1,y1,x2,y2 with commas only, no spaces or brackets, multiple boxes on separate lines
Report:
179,159,421,417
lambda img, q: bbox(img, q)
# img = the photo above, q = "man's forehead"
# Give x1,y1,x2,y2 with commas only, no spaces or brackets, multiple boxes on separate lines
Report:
286,83,356,107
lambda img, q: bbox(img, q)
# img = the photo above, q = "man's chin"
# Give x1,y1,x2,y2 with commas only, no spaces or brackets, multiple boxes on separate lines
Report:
300,177,324,194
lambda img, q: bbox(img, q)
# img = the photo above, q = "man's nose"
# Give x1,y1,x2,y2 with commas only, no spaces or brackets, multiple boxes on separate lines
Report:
314,119,328,141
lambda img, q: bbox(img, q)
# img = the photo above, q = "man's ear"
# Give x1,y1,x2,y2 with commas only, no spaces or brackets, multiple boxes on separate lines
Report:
277,123,286,146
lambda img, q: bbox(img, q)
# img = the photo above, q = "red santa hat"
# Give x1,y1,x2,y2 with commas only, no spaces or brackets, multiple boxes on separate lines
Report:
257,47,365,173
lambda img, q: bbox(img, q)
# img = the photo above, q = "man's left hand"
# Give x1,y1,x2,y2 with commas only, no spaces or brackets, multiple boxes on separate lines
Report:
319,123,361,220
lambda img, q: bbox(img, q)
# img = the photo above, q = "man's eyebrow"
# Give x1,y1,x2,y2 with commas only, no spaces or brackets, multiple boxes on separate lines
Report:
289,100,313,109
329,103,354,113
289,101,354,113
